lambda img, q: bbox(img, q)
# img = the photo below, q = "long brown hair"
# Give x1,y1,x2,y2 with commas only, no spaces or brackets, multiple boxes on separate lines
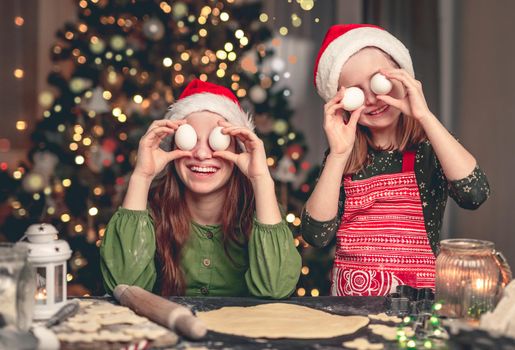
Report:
343,114,426,174
148,164,255,296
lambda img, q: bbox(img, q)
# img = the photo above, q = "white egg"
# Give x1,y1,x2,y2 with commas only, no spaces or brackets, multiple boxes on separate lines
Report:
342,87,365,111
209,126,231,151
370,73,393,95
174,124,197,151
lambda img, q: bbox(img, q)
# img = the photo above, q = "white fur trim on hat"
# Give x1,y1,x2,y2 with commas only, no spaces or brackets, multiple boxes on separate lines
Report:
164,92,254,131
316,27,414,102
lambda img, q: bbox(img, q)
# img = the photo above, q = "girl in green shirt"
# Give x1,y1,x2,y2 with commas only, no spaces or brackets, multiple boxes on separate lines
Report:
100,79,301,298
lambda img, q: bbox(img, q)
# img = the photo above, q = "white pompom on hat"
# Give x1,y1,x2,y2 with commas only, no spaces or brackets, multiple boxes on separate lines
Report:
314,23,415,102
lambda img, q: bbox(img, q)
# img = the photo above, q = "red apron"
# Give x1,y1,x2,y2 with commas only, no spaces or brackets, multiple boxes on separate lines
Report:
331,151,436,296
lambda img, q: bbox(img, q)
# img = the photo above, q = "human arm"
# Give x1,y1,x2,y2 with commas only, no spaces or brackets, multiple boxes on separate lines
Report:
123,119,192,210
300,152,345,247
378,68,477,181
244,218,302,299
305,88,365,221
100,208,157,294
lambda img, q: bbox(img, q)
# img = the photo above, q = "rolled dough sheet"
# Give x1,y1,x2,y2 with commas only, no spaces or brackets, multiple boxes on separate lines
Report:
196,303,369,339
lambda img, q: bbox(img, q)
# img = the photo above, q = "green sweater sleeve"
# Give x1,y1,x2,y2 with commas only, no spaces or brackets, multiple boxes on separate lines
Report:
245,219,301,299
100,208,157,294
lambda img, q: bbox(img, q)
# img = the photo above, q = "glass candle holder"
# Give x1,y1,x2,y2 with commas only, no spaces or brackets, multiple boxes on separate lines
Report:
435,239,511,321
0,243,35,332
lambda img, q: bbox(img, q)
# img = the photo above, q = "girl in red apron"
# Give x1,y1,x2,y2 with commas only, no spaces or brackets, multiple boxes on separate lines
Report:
302,24,490,296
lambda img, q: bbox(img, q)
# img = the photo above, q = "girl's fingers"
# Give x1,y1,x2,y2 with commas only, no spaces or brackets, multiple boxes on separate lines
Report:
146,119,185,135
324,87,346,111
213,150,238,163
167,149,192,161
376,95,404,110
217,120,234,128
380,69,420,91
347,106,365,128
326,102,346,119
226,127,258,143
143,126,175,143
150,126,176,137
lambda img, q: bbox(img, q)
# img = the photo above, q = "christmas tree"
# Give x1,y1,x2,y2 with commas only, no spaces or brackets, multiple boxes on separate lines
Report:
0,0,329,296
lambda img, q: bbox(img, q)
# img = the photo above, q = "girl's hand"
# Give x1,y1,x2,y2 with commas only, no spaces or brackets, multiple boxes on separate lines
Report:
324,87,365,157
377,68,433,122
134,119,192,180
213,121,270,182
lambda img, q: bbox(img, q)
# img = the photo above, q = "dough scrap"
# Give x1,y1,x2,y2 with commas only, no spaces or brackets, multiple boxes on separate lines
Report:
123,327,168,340
368,324,414,341
343,337,384,349
67,321,101,332
57,332,95,343
197,303,369,339
98,314,147,325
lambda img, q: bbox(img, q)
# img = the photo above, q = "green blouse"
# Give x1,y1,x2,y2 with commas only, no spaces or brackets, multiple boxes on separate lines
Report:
100,208,301,298
301,140,490,255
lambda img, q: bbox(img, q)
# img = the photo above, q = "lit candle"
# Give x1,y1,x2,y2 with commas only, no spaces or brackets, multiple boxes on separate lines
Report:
35,288,47,304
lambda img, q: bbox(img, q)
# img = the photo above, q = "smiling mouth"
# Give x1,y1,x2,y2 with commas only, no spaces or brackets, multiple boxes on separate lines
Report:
188,166,219,175
367,105,389,116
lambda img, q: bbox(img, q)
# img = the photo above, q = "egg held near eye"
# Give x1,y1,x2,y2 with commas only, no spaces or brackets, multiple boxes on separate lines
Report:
370,73,393,95
174,124,197,151
208,127,231,151
342,87,365,111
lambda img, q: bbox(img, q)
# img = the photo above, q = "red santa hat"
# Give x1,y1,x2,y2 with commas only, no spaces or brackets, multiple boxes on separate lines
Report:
314,24,414,102
165,79,254,130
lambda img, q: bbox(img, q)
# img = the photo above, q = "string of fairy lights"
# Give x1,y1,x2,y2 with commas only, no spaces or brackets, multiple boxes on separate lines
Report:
3,0,323,296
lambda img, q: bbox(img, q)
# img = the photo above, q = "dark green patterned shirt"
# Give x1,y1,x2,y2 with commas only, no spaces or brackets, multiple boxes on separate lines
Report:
301,140,490,255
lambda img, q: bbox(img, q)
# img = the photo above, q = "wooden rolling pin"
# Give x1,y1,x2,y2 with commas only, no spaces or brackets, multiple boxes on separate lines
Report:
113,284,207,340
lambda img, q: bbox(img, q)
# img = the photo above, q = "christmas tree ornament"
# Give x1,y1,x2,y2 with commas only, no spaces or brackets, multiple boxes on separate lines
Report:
38,91,54,108
370,73,392,95
22,172,45,193
209,127,231,151
81,86,110,114
89,38,106,54
273,120,289,135
143,18,165,41
254,114,274,134
342,87,364,111
101,69,123,91
249,86,267,103
69,77,92,94
172,2,189,20
22,152,59,193
175,124,197,151
86,144,115,173
109,35,126,51
270,57,286,72
272,156,297,183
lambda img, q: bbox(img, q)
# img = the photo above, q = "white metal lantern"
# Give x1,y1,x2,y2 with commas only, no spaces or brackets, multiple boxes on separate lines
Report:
19,223,72,320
